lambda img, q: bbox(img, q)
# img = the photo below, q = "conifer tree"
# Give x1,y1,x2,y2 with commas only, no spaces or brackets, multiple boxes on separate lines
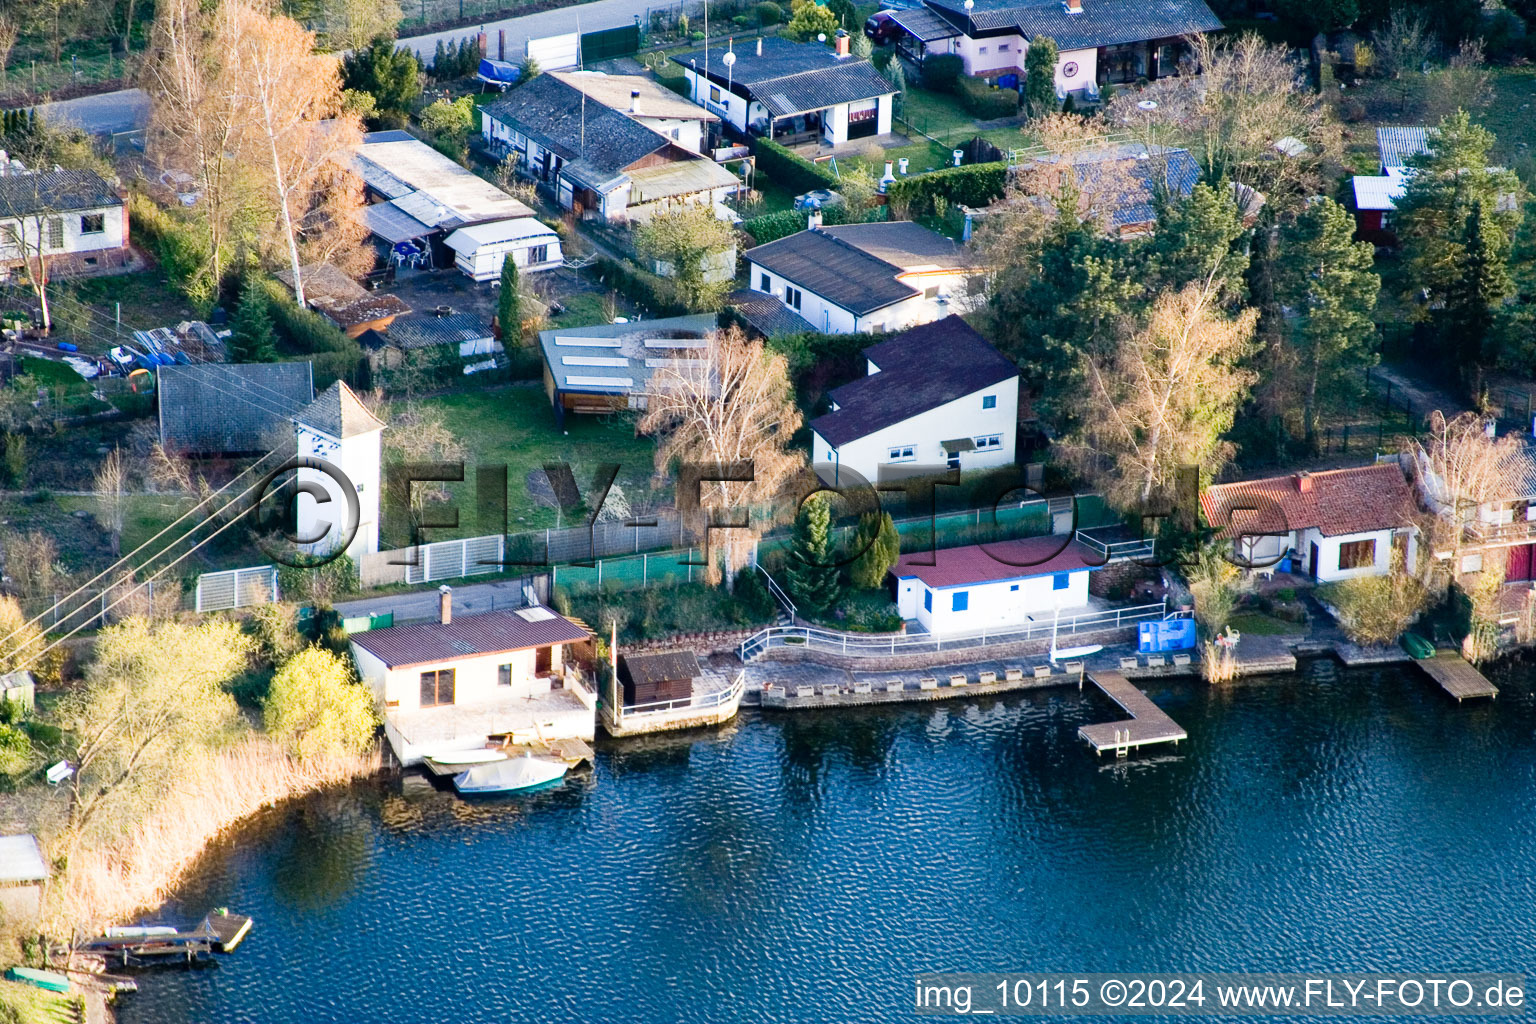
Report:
784,493,840,613
849,511,900,590
497,253,521,343
229,277,277,363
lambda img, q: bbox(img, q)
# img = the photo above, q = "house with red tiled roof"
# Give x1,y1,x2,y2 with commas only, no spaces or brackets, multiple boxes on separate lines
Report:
1199,463,1418,583
892,535,1104,633
349,586,595,765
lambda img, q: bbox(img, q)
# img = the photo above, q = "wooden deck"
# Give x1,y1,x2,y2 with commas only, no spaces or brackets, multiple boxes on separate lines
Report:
1079,671,1188,756
1415,651,1498,701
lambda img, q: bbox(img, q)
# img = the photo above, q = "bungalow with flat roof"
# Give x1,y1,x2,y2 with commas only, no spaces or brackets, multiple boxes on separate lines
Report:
744,220,979,335
896,0,1223,101
359,310,499,373
1200,464,1418,582
480,74,740,223
893,535,1103,634
535,313,718,428
672,35,895,146
349,587,596,764
811,316,1019,487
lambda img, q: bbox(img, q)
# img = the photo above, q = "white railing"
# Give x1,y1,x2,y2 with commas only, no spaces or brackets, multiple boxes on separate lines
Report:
738,602,1167,661
616,671,745,721
754,563,797,619
1075,528,1156,563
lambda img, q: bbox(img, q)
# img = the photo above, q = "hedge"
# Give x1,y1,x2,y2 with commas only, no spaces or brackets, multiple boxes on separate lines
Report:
741,203,849,245
258,277,367,389
750,135,840,194
922,54,964,93
884,162,1007,217
956,75,1019,119
128,193,213,305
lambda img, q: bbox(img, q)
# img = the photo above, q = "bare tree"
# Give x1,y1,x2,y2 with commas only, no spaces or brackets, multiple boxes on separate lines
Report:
0,16,18,81
1007,113,1145,231
1407,410,1525,572
638,326,804,586
1,530,60,603
1372,8,1435,115
1069,274,1260,508
94,448,127,557
1427,38,1492,123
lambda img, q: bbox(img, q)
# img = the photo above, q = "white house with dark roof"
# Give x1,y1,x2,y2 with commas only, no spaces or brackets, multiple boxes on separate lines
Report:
810,316,1018,487
893,535,1102,633
895,0,1223,99
294,380,385,561
549,71,718,154
671,36,895,146
0,168,129,279
349,589,595,764
744,220,980,334
480,73,740,223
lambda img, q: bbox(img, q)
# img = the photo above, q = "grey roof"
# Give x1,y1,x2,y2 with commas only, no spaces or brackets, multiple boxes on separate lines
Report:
890,7,963,41
745,222,965,316
361,201,434,243
481,75,673,191
620,650,701,687
811,316,1018,447
384,311,492,350
671,38,895,118
1377,126,1432,171
0,168,121,217
1029,143,1202,228
157,362,315,455
298,381,385,440
537,314,719,395
927,0,1223,48
349,605,589,668
727,289,812,338
0,834,47,884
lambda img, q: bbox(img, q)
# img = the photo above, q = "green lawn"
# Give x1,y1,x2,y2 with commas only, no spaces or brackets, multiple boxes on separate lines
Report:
1229,611,1304,636
0,977,81,1024
17,358,85,389
419,386,658,532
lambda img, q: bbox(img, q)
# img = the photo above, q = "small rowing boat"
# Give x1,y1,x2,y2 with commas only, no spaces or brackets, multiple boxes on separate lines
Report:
1401,632,1435,659
453,753,567,795
426,748,508,768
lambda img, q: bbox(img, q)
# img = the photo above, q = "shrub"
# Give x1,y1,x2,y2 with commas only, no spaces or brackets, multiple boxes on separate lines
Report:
276,554,359,605
263,646,379,760
129,193,213,305
247,603,305,668
756,1,782,26
750,135,840,194
0,722,31,776
1318,561,1430,647
957,74,1019,119
258,277,366,388
922,54,964,93
587,256,691,317
884,162,1006,218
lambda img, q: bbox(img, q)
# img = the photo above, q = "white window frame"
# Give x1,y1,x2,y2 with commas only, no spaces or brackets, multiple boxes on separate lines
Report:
785,286,803,311
974,434,1003,450
887,445,916,463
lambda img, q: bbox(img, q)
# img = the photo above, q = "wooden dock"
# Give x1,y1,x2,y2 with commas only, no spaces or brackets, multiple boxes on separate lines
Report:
1415,651,1498,702
1079,671,1188,756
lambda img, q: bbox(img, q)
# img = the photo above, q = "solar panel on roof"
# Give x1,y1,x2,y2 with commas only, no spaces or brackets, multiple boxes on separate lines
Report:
515,607,556,622
565,375,635,389
642,337,708,349
561,355,630,367
643,358,707,370
553,336,622,348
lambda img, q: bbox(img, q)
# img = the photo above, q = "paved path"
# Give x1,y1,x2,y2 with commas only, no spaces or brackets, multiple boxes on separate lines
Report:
38,87,149,135
335,578,537,623
396,0,689,62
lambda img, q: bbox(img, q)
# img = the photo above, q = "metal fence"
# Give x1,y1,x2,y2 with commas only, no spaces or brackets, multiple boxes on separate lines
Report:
581,24,640,62
404,534,506,584
195,565,278,613
550,547,711,594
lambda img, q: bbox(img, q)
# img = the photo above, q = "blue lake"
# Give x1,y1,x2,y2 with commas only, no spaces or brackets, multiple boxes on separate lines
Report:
119,659,1536,1023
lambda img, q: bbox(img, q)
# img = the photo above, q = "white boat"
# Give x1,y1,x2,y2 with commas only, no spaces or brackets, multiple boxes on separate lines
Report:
452,754,567,795
426,748,507,767
1048,606,1104,663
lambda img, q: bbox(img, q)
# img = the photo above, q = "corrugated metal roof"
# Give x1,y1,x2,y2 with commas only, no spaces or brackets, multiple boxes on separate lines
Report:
0,168,121,217
1377,126,1432,171
627,158,740,203
0,834,47,884
1352,172,1408,212
889,7,963,41
157,363,314,455
349,606,590,668
361,201,434,243
384,311,492,350
927,0,1222,48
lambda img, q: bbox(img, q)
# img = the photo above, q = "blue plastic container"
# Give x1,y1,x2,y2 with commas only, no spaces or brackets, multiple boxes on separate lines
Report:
1138,618,1198,653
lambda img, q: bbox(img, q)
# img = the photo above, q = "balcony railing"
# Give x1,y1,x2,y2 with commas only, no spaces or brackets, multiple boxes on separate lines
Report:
1465,518,1536,544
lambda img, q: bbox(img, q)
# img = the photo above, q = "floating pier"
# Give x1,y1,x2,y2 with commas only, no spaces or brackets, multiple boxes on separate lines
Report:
1415,651,1498,702
77,911,253,966
1078,671,1188,756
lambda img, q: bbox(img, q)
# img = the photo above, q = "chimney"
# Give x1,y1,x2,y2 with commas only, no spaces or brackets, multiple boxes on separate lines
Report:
1297,472,1313,495
756,37,762,57
630,89,642,115
438,585,452,625
834,29,850,57
1064,0,1083,12
808,209,823,230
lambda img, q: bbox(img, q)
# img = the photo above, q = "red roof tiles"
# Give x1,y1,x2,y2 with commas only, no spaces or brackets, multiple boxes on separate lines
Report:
1200,464,1415,540
893,536,1102,589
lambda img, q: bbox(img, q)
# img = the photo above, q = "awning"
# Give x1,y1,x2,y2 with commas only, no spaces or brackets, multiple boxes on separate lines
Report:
890,7,961,42
627,158,741,204
361,202,434,244
940,438,977,454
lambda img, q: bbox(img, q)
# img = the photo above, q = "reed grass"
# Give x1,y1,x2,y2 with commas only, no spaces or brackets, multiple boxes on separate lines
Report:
48,737,377,937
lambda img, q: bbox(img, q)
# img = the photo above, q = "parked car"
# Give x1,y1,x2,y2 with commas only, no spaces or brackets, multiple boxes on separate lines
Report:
864,11,901,45
794,189,845,212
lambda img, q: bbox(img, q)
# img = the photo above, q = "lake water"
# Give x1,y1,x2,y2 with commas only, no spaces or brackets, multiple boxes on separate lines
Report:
119,659,1536,1024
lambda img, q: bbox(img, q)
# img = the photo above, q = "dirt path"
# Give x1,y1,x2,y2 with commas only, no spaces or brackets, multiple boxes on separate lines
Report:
1370,364,1472,425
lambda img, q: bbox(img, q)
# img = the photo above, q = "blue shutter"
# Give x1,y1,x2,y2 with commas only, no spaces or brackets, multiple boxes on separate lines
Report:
952,591,968,611
924,589,932,612
1053,572,1070,590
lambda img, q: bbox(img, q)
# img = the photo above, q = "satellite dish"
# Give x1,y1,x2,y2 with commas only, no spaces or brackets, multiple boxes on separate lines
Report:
964,0,974,10
722,51,736,67
818,33,827,42
1138,100,1158,110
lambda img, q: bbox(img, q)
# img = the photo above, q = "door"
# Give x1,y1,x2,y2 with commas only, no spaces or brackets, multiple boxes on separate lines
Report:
1309,541,1320,580
536,645,553,676
1508,543,1536,582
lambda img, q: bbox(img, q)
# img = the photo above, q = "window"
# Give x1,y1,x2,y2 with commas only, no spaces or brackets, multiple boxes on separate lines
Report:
924,589,932,612
419,668,455,707
982,395,997,410
999,43,1010,52
760,272,771,292
888,445,915,462
947,450,961,469
670,128,681,140
1053,572,1070,591
1009,584,1019,591
528,244,548,265
952,591,969,612
978,46,988,54
786,286,803,311
80,213,105,234
498,663,512,687
1338,538,1377,571
974,434,1003,450
45,218,62,250
709,85,721,103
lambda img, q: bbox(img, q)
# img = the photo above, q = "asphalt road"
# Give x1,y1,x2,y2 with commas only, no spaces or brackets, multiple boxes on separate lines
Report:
38,87,150,135
395,0,680,62
334,578,540,624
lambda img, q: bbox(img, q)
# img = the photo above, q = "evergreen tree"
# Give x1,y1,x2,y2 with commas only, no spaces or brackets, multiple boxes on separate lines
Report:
1275,198,1381,447
1443,198,1512,373
341,36,422,120
883,59,907,118
1145,179,1250,301
229,277,277,364
849,511,900,589
784,493,840,613
1023,35,1059,118
497,253,521,343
